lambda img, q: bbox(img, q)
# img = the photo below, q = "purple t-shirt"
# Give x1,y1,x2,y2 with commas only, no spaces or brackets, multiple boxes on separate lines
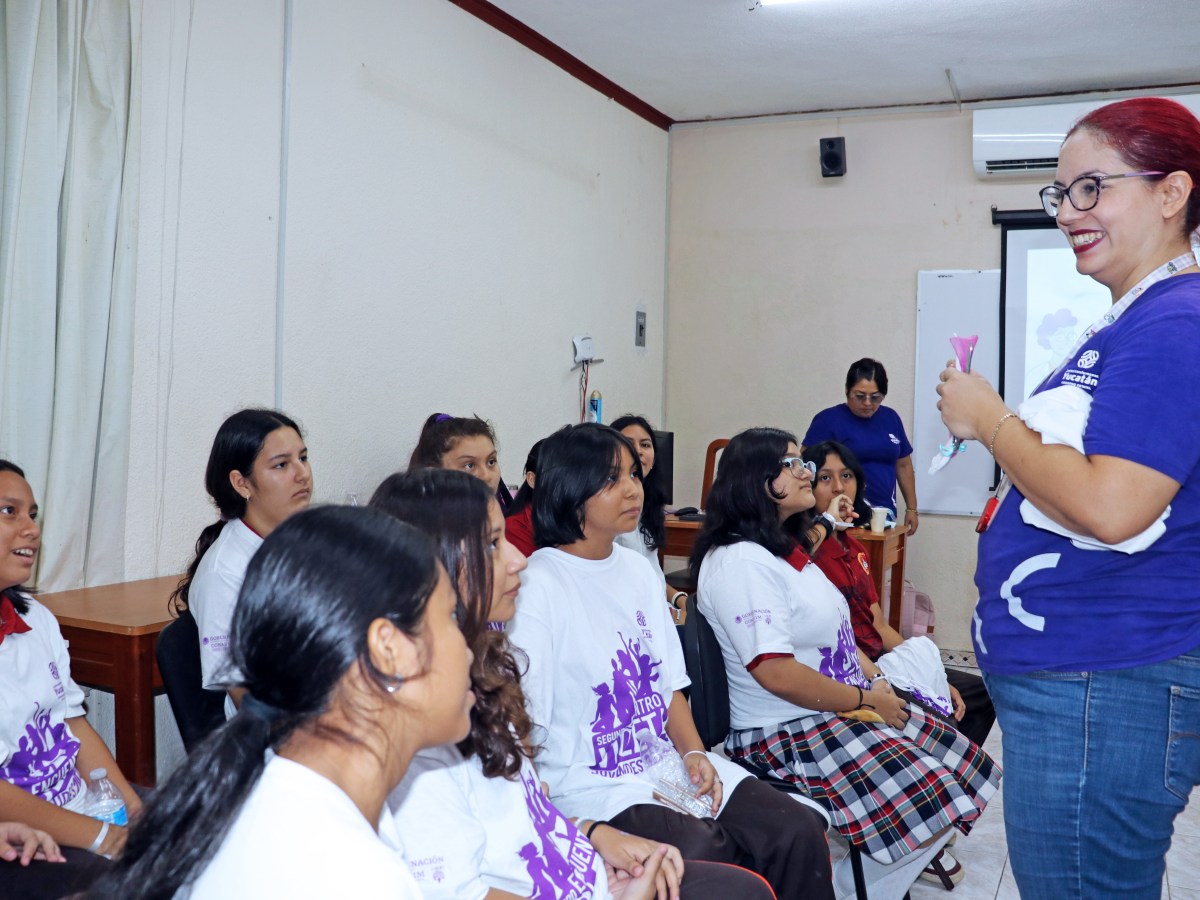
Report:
803,403,913,512
975,274,1200,674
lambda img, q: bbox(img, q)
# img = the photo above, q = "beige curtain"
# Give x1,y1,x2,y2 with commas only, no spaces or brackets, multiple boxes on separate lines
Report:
0,0,137,589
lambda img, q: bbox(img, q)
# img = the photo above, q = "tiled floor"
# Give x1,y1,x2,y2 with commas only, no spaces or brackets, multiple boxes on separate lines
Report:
906,723,1198,899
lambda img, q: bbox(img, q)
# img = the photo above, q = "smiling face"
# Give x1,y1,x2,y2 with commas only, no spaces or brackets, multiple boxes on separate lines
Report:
581,446,644,545
485,498,527,623
1054,129,1180,299
770,441,816,521
0,471,40,592
619,424,655,478
234,427,312,538
812,451,857,516
845,379,885,419
442,436,501,494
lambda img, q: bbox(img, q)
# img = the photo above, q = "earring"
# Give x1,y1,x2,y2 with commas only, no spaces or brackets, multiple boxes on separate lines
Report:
383,674,405,694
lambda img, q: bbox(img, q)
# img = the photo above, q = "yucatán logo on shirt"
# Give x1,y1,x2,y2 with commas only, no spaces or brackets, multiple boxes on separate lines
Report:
1077,350,1099,369
589,631,665,777
889,433,901,445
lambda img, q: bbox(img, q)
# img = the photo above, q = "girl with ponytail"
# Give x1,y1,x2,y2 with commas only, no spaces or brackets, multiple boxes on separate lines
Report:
90,505,474,898
171,409,311,716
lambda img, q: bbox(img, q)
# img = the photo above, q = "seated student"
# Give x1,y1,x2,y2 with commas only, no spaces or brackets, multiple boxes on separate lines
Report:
611,415,684,616
410,413,514,510
504,439,544,559
0,460,141,865
691,428,1000,869
0,819,109,900
87,506,466,897
509,424,836,900
375,468,771,900
802,440,996,748
171,408,312,718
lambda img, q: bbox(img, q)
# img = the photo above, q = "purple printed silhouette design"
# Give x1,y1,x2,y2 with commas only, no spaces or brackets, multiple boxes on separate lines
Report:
518,765,599,898
910,686,952,717
0,703,83,807
589,631,667,777
817,618,869,689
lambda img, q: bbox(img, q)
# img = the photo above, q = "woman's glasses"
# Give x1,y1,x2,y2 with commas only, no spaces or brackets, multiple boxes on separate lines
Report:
1039,171,1163,218
850,391,884,405
780,457,816,479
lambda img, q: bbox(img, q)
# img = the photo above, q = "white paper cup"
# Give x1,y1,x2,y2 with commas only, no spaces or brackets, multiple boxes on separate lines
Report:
870,507,889,534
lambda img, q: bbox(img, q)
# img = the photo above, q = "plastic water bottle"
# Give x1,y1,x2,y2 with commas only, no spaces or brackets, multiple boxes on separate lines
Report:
85,768,128,826
636,730,713,819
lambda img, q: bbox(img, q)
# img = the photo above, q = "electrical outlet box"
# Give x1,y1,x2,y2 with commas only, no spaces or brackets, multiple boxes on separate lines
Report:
635,311,647,347
573,334,594,364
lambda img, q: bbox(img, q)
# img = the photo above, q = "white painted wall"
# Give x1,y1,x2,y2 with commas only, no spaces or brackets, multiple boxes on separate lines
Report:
665,111,1046,651
125,0,669,582
99,0,668,771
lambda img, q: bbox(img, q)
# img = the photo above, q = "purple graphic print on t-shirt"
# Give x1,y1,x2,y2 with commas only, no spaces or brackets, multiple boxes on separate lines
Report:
589,628,667,778
0,701,83,807
817,618,869,689
518,765,599,898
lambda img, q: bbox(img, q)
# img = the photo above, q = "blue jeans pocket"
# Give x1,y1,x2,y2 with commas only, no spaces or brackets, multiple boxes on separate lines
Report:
1166,684,1200,801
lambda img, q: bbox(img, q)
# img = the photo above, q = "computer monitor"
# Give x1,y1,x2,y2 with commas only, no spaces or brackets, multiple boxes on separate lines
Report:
652,430,674,506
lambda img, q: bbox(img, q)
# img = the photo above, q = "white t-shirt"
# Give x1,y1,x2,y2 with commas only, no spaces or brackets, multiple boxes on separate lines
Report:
615,529,668,594
697,542,868,729
189,519,261,718
509,545,748,822
0,596,88,812
390,744,609,899
183,755,421,898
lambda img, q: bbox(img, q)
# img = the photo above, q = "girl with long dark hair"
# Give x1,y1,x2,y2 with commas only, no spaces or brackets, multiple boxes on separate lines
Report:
690,428,999,869
89,505,472,898
509,423,835,900
172,408,312,717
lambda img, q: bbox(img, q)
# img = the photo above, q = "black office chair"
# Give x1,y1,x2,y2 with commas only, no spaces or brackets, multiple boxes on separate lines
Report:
682,595,878,900
156,610,227,752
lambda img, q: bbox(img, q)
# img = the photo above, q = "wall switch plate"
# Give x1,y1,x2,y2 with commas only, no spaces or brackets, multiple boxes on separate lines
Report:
635,311,647,347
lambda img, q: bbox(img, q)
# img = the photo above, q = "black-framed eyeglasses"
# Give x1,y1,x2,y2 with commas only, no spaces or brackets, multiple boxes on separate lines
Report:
780,457,816,479
850,391,884,405
1039,171,1164,218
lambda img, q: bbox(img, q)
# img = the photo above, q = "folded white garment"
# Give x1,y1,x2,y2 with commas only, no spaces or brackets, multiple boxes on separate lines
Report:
1017,384,1169,553
876,636,952,717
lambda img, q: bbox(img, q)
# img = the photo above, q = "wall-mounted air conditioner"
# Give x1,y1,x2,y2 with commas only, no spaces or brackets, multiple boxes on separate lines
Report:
972,94,1200,178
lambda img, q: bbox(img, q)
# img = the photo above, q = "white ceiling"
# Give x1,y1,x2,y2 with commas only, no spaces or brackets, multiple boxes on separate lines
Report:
484,0,1200,122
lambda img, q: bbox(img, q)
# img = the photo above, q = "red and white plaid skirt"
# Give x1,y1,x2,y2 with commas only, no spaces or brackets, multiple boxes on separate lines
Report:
727,705,1001,864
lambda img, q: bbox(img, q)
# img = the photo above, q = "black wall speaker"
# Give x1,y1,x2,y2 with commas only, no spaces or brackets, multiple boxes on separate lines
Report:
820,137,846,178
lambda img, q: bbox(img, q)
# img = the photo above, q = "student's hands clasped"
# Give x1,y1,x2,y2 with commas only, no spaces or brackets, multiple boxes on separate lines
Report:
0,822,64,866
606,845,678,900
591,827,683,900
866,680,910,730
683,751,723,814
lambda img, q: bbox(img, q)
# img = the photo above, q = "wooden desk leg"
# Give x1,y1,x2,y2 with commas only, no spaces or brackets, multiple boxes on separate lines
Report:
887,540,907,634
112,634,158,786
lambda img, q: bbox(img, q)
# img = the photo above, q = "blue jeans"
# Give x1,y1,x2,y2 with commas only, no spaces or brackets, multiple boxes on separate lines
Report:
985,649,1200,899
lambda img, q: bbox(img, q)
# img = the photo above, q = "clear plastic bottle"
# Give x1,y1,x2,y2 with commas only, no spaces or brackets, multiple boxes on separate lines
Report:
635,730,714,819
85,768,128,826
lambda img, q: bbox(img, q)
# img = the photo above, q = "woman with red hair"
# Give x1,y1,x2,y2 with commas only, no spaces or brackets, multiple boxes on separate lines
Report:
938,97,1200,899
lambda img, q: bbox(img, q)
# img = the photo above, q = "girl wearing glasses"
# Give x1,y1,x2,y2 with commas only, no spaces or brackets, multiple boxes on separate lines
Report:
690,428,999,871
509,424,836,900
938,97,1200,899
801,358,920,536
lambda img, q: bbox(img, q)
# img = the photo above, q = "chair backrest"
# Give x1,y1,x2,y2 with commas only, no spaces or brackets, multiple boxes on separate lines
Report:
699,439,730,510
681,594,731,749
155,610,226,752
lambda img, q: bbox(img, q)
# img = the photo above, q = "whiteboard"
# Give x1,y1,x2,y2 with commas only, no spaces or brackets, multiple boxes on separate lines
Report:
913,270,1000,516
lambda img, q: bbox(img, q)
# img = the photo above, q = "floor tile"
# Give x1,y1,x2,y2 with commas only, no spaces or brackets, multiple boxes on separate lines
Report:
1169,832,1200,891
907,846,1008,900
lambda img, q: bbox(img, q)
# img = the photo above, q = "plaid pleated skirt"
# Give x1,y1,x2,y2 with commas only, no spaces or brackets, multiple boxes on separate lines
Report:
727,705,1001,864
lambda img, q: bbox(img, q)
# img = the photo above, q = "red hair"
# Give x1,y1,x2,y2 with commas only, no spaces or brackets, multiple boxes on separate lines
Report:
1068,97,1200,234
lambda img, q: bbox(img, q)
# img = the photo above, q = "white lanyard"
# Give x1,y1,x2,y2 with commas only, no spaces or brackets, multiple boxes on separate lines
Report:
984,250,1197,530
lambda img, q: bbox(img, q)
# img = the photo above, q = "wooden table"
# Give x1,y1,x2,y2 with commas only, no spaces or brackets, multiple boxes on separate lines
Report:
661,515,702,562
40,575,178,786
848,526,910,632
663,517,910,631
